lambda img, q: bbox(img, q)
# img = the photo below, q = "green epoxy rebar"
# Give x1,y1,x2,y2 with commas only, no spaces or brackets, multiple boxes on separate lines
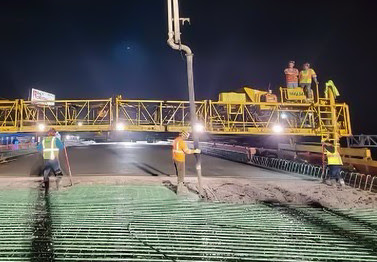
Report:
0,185,376,261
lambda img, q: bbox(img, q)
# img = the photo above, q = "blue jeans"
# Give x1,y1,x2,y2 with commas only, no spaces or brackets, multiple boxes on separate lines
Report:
42,159,62,182
287,82,298,88
328,165,342,180
300,83,313,99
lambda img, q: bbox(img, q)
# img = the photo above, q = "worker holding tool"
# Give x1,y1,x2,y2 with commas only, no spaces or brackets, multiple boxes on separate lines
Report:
323,140,345,187
172,131,201,194
284,61,299,88
37,128,64,190
299,63,318,100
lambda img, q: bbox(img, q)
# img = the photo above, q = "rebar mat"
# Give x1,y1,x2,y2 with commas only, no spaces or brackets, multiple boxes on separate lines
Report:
0,185,377,261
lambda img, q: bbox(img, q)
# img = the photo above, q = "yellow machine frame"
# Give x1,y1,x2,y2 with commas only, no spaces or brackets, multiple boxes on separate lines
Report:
0,87,351,141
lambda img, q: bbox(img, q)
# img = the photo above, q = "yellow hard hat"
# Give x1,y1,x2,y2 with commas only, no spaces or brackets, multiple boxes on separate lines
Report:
47,128,57,136
180,131,189,138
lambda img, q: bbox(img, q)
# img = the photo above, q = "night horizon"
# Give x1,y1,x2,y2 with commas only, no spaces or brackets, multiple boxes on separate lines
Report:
1,0,376,133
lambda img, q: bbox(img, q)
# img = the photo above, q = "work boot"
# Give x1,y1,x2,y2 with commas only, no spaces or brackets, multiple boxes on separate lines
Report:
327,179,336,186
177,182,188,195
56,176,62,190
338,179,345,187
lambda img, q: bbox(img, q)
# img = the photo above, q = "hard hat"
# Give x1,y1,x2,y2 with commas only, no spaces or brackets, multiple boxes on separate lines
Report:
47,128,57,136
180,131,189,138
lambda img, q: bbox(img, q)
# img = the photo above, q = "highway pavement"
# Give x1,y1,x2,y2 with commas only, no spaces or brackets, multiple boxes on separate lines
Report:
0,142,307,180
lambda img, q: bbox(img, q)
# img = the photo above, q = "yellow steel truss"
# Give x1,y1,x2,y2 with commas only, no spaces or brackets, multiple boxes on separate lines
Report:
0,94,351,139
0,100,19,133
19,99,112,132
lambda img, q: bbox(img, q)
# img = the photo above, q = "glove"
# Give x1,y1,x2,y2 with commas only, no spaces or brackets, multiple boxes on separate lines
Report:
194,149,201,154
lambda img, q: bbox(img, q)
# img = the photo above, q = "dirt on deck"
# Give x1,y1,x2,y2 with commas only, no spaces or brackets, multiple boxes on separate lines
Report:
0,175,376,209
188,178,377,209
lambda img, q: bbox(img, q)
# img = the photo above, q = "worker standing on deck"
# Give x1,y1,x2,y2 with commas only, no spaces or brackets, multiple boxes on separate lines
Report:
284,61,299,88
172,131,201,194
37,128,64,190
299,63,318,100
323,140,345,187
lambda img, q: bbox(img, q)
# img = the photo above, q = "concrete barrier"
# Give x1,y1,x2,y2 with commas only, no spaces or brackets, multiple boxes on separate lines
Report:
0,144,37,163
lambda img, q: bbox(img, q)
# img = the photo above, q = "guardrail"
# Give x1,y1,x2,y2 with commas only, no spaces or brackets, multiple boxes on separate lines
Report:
200,142,377,193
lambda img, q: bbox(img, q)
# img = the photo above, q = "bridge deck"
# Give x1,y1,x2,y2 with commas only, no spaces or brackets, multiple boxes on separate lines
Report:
0,184,377,261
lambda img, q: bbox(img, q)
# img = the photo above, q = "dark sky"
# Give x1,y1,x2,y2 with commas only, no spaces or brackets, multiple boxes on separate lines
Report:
0,0,376,133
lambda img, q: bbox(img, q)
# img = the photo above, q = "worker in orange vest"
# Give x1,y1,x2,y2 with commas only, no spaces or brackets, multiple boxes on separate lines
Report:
284,60,299,88
172,131,201,194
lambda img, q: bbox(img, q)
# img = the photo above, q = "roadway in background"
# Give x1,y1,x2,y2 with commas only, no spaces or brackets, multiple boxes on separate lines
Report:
0,143,311,181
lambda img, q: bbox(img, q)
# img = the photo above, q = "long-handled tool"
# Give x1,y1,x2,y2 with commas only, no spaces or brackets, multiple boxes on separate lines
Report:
64,147,73,186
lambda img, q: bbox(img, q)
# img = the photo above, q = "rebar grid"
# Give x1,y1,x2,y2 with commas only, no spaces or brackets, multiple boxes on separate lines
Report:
0,186,376,261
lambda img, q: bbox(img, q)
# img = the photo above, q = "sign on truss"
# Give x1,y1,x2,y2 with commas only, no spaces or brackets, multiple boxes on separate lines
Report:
31,88,56,106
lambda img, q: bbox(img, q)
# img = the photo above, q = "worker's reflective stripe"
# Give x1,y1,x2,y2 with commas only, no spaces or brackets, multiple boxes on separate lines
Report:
43,137,59,160
173,140,184,154
326,150,343,165
172,138,187,162
173,150,184,154
300,69,316,83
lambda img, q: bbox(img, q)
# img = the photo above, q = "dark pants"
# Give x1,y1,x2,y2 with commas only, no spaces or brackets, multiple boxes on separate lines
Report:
328,165,342,180
42,159,63,182
173,160,185,184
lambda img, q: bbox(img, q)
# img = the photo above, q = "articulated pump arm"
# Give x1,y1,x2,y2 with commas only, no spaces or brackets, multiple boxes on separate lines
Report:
167,0,203,195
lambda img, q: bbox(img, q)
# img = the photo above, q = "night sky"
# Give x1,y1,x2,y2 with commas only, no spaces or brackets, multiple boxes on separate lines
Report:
0,0,376,134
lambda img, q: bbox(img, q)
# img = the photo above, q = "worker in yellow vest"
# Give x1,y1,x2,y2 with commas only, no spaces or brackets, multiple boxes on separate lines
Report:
172,131,201,194
323,141,345,186
37,128,65,190
299,63,318,101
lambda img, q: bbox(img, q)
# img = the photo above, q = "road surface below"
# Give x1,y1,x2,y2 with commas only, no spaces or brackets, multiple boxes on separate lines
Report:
0,142,307,181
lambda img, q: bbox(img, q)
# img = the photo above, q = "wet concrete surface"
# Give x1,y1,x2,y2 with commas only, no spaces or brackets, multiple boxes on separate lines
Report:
0,143,307,181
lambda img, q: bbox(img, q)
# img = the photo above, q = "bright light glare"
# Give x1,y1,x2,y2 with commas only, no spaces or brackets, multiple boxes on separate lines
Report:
116,122,125,131
272,124,284,133
38,123,46,131
193,123,205,133
78,122,83,127
65,135,71,140
281,113,288,119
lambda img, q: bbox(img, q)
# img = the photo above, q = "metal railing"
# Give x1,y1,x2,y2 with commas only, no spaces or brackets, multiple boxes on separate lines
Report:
201,142,377,193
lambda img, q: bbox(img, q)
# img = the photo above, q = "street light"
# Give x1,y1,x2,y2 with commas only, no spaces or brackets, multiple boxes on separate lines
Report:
272,124,284,134
193,122,205,133
116,122,125,131
37,123,46,132
77,121,83,127
281,113,288,119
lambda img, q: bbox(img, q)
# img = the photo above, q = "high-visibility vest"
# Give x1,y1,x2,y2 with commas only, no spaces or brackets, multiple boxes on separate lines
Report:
325,149,343,165
299,69,316,84
42,137,59,160
172,137,187,162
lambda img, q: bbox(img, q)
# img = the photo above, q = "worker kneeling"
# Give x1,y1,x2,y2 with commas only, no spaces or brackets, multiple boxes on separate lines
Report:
172,131,201,195
323,141,345,187
37,128,65,190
